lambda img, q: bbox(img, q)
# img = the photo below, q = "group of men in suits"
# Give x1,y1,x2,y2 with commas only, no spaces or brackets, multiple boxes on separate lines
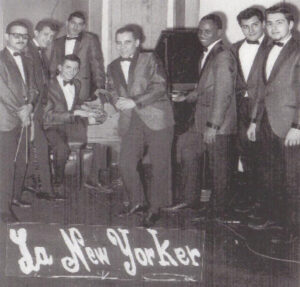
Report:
0,4,299,237
171,3,300,242
0,11,106,223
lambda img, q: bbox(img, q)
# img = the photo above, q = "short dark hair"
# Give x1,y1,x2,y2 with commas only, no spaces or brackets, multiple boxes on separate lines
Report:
62,54,81,67
6,20,28,34
237,7,264,25
201,14,223,30
35,20,59,33
115,24,142,41
265,4,294,23
68,11,86,23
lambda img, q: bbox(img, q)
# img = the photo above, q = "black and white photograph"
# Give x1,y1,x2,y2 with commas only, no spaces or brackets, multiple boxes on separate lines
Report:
0,0,299,286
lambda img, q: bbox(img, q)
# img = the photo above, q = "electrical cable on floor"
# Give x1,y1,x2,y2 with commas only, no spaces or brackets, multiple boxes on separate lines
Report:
215,219,300,265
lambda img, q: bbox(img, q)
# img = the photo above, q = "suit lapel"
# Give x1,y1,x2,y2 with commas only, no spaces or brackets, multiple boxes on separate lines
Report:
4,48,27,87
73,33,83,55
236,40,246,84
54,78,68,110
267,38,296,83
199,41,223,81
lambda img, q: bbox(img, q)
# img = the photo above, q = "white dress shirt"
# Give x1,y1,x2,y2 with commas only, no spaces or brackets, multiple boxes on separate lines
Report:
200,39,222,69
266,34,292,80
239,35,264,97
57,75,75,111
120,59,132,84
65,37,76,55
7,47,26,83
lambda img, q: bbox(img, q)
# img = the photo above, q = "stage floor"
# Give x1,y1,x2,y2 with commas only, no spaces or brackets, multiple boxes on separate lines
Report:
0,174,299,287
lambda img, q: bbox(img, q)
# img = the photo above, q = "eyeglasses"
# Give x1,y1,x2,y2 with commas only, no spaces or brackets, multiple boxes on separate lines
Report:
8,33,29,40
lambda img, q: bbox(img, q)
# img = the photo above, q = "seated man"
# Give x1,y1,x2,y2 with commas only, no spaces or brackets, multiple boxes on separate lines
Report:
43,54,94,196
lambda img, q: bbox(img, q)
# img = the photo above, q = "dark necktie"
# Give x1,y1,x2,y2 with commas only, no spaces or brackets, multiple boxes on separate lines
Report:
273,41,284,47
63,80,74,86
120,57,133,62
246,39,259,45
37,47,49,81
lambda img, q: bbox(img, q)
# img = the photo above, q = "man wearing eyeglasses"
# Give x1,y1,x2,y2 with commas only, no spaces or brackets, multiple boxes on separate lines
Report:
0,20,38,222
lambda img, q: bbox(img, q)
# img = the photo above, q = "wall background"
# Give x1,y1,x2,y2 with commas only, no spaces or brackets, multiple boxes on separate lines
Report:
0,0,299,66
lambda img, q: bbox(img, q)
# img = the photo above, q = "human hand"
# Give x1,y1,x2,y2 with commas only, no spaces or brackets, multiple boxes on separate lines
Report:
185,90,198,103
204,127,217,144
284,128,300,146
115,97,136,110
247,123,256,142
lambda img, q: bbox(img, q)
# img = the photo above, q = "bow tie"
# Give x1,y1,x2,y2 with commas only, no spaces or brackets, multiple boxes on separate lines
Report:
66,36,78,41
202,47,208,52
13,52,23,57
246,39,259,45
37,47,46,52
273,41,284,47
63,80,74,86
120,57,133,62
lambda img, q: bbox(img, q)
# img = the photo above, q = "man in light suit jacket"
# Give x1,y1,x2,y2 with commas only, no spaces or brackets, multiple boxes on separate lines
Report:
44,54,89,196
25,20,59,200
0,20,38,222
106,24,174,227
247,4,300,240
231,7,271,214
175,14,237,219
50,11,105,102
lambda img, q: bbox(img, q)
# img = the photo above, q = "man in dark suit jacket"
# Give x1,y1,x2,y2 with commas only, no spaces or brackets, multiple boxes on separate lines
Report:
44,54,90,195
0,21,38,222
50,11,105,102
247,4,300,239
174,14,237,218
25,20,59,200
105,24,174,227
231,7,271,213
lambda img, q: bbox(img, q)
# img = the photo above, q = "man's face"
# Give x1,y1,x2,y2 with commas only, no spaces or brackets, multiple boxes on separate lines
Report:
240,16,264,41
5,25,29,52
58,60,79,81
66,16,85,37
198,19,221,47
266,12,293,41
34,26,56,48
115,32,140,58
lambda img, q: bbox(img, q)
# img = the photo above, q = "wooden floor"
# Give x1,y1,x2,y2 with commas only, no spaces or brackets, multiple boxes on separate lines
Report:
0,171,299,287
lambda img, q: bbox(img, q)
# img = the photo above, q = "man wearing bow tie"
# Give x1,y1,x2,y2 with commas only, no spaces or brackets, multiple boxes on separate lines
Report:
50,11,105,102
0,21,38,222
178,14,237,219
25,20,59,200
247,4,300,240
106,24,174,227
231,7,271,215
44,54,90,196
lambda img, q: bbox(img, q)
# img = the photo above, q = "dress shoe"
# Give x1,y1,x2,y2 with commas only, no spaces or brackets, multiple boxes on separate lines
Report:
36,192,53,201
84,181,113,193
23,185,39,194
53,192,66,201
248,219,283,231
11,199,31,208
163,203,189,212
1,212,19,223
234,202,254,214
142,212,160,228
118,204,148,217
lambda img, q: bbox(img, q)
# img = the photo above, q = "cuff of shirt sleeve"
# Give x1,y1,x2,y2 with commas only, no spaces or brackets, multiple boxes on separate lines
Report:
206,122,220,130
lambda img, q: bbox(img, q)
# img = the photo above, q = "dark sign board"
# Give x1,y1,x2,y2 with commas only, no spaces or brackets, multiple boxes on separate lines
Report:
6,223,205,283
